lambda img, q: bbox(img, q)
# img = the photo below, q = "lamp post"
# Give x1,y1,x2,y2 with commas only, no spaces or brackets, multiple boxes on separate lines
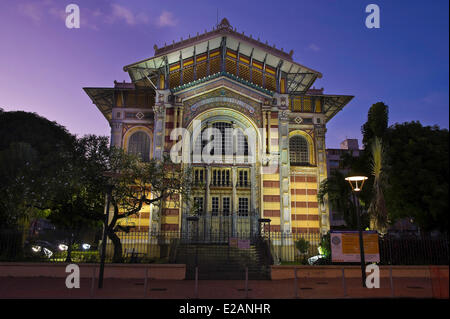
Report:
98,171,121,289
345,176,368,288
98,183,113,289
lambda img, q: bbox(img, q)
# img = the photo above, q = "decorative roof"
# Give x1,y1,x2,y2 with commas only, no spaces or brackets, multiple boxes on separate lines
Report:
153,18,294,61
123,18,322,94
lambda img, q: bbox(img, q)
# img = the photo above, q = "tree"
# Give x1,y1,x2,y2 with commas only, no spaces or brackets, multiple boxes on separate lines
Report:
104,151,192,262
318,170,358,229
295,238,310,264
361,102,389,150
368,137,388,234
384,122,449,232
45,135,110,261
0,111,76,229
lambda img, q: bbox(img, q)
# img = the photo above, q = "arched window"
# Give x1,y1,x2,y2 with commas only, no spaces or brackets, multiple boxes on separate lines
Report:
128,131,150,162
289,135,309,166
194,122,249,156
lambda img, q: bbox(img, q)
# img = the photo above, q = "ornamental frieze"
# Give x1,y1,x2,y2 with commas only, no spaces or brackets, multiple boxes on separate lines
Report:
182,88,262,127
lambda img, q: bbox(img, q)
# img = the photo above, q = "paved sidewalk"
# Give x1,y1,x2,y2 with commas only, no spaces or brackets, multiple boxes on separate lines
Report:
0,276,439,299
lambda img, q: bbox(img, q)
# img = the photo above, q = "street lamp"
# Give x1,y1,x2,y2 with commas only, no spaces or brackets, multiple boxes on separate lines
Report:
98,171,121,289
345,176,368,288
98,182,113,289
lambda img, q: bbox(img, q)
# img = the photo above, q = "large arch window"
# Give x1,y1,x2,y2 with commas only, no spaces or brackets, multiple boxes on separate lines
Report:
194,122,249,156
289,135,310,166
128,131,151,162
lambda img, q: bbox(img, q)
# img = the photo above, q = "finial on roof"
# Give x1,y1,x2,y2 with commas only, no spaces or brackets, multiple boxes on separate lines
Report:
153,44,158,51
289,49,294,57
218,18,231,29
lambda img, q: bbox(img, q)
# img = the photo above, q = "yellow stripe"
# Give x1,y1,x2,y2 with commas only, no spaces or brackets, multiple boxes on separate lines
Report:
263,202,281,210
291,207,319,214
239,56,249,64
263,188,281,195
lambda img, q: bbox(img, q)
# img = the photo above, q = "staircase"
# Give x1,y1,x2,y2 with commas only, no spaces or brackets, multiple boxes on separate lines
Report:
173,241,272,280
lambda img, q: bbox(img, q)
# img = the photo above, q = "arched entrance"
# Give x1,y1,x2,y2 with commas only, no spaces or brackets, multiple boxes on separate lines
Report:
182,107,262,243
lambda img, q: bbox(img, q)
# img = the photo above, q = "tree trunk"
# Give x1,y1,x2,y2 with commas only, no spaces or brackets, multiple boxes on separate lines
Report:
107,229,122,263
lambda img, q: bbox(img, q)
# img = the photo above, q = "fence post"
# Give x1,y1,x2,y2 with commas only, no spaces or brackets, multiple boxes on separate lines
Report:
342,268,347,297
194,266,199,299
245,267,249,299
294,267,298,299
389,266,394,297
143,267,148,298
90,266,96,298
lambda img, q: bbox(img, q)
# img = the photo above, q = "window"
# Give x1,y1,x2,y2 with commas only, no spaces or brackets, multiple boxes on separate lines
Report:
194,197,204,215
212,168,231,186
194,122,248,157
128,131,150,162
238,198,249,216
212,197,219,216
289,135,309,166
194,168,205,185
238,169,249,187
223,197,230,216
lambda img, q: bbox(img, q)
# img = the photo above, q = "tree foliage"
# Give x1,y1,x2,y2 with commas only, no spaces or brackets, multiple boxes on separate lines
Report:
384,122,449,232
0,111,76,228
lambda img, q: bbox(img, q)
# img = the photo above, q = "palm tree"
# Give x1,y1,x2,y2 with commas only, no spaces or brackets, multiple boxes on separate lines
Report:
318,170,358,228
368,137,389,234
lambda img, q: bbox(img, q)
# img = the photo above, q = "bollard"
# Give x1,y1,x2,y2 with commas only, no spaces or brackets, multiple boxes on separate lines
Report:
342,268,347,297
294,267,298,299
90,266,96,298
194,267,199,299
143,267,148,298
245,267,249,299
389,266,394,297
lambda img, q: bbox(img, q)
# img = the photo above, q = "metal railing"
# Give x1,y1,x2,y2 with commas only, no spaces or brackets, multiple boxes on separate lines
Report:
0,228,448,265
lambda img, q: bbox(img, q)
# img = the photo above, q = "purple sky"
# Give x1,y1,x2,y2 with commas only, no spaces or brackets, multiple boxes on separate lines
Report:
1,0,448,148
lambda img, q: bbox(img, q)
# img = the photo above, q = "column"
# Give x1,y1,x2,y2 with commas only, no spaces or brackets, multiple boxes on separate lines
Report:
110,122,122,148
232,166,237,237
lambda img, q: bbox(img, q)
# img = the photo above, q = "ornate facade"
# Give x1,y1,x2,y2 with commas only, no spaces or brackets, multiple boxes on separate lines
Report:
85,19,353,240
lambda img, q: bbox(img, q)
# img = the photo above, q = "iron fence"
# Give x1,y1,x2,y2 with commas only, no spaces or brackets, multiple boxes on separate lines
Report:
0,228,448,265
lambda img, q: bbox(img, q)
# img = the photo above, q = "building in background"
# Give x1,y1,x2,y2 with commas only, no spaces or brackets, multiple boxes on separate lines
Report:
85,19,353,247
326,139,362,226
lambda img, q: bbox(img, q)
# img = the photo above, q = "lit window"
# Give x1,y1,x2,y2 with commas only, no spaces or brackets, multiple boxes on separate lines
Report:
289,135,309,166
238,198,249,216
212,197,219,215
128,131,150,162
223,197,230,216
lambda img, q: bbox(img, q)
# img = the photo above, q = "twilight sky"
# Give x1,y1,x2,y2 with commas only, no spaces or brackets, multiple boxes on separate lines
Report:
0,0,448,148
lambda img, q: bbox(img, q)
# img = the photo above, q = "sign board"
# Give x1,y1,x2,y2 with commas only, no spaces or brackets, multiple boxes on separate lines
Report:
238,239,250,249
331,230,380,263
229,237,238,248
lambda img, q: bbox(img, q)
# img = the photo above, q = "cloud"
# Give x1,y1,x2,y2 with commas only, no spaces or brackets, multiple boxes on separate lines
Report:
18,2,156,29
157,10,177,27
307,43,320,52
107,3,149,26
18,2,44,23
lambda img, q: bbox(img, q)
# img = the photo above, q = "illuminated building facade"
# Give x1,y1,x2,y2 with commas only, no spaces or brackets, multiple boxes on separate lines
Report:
85,19,353,241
